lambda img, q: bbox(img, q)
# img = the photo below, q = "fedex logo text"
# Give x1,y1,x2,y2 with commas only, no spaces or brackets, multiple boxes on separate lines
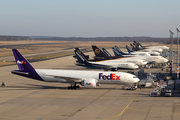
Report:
17,60,26,64
86,83,93,85
99,73,120,80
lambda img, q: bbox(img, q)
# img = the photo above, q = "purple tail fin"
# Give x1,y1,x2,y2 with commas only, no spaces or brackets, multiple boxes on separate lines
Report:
12,49,34,70
12,49,43,81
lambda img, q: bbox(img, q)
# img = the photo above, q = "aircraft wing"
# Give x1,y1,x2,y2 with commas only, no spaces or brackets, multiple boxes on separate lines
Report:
54,76,83,82
44,74,83,82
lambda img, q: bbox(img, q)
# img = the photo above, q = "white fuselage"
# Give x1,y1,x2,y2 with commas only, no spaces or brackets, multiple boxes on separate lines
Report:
104,58,147,66
136,46,165,53
125,51,160,56
145,46,169,50
118,54,168,64
36,69,140,85
130,52,150,56
129,55,168,64
89,60,139,69
144,48,163,53
148,52,160,56
123,51,149,56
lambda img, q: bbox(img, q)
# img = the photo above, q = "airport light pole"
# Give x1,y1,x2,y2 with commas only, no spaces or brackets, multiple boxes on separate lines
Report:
169,30,174,77
177,28,180,79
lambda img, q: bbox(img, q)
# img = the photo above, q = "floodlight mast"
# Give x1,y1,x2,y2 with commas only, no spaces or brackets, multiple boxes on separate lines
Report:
177,28,180,79
169,30,174,34
169,30,174,77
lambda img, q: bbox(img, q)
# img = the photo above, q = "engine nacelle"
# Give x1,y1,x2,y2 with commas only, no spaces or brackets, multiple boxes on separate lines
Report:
81,78,97,88
110,67,117,71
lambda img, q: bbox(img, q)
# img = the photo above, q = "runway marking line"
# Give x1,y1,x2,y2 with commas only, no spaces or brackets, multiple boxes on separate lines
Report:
88,96,136,120
128,106,180,115
108,96,136,118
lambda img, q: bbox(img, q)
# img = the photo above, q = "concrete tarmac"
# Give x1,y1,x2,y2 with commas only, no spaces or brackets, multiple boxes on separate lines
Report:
0,51,180,120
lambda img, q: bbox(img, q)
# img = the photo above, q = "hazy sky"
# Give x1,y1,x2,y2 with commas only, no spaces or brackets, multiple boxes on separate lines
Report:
0,0,180,37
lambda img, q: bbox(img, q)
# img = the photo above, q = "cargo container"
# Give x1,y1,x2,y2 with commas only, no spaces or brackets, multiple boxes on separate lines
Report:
165,90,172,97
167,80,174,90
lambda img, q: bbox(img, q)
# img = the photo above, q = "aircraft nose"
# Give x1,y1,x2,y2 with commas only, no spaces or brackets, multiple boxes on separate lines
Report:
158,49,163,52
134,78,140,83
164,58,168,63
142,61,148,65
156,52,160,56
135,65,139,69
136,78,140,83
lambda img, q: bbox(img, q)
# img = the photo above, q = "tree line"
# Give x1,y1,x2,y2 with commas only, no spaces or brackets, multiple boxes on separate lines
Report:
0,36,30,41
32,36,169,43
0,35,172,44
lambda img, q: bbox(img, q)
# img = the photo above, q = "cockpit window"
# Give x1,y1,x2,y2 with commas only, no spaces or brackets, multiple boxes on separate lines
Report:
133,76,137,78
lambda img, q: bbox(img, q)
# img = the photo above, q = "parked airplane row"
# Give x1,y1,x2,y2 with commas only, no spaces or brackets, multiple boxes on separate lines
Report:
130,41,169,52
11,42,169,90
73,44,168,71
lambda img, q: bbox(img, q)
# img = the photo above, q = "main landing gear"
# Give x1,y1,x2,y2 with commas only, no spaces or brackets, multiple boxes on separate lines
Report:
131,85,137,90
67,85,80,90
67,82,80,90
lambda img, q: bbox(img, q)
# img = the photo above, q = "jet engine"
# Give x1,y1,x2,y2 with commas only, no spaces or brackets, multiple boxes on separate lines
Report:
110,67,117,71
81,78,97,88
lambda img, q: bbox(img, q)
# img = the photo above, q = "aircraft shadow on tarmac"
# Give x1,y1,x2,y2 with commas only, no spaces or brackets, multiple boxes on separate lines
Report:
0,84,66,91
1,84,134,91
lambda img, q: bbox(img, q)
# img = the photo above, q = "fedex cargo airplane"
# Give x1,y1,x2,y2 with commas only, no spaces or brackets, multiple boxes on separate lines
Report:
11,49,140,89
